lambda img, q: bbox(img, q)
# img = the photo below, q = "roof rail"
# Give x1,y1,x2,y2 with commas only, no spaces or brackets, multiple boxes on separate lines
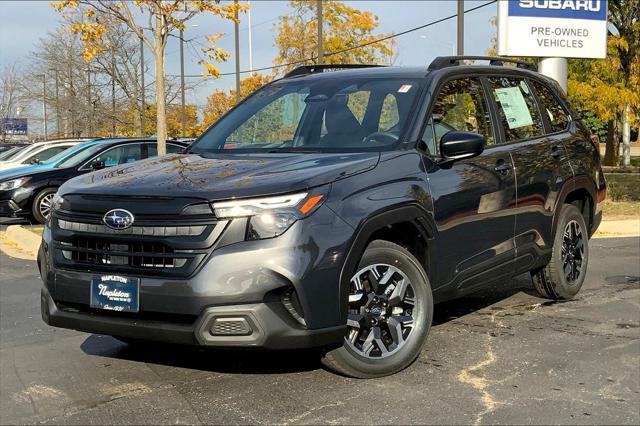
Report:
283,64,386,78
428,56,535,71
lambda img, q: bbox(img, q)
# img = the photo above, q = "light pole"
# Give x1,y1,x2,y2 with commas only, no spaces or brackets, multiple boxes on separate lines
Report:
457,0,464,55
180,27,186,137
317,0,323,64
178,24,197,138
234,0,241,103
111,47,116,137
247,0,253,71
38,74,48,140
86,66,92,137
140,36,145,136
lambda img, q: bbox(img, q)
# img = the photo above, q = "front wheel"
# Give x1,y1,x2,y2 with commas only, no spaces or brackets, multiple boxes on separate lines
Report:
32,187,58,224
321,240,433,378
531,204,589,300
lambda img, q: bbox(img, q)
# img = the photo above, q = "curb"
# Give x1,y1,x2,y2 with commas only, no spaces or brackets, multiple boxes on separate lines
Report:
5,225,41,256
593,218,640,238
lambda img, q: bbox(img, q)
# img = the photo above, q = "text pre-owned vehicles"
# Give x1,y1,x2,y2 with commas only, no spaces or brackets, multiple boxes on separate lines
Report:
0,138,187,223
40,57,605,378
0,139,87,172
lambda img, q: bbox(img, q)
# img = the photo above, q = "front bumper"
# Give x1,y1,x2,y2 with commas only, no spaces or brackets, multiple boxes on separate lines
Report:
0,186,32,217
41,287,345,349
40,204,354,349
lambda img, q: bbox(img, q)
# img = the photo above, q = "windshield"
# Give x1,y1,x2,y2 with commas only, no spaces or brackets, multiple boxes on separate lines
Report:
54,143,106,168
191,77,422,153
0,146,25,161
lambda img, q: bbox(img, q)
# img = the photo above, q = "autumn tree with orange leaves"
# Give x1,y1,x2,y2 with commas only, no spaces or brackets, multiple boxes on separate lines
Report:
201,72,273,130
273,0,396,75
52,0,247,155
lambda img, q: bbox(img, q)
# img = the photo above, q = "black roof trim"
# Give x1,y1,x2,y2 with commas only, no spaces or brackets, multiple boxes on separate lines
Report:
283,64,387,78
428,56,535,71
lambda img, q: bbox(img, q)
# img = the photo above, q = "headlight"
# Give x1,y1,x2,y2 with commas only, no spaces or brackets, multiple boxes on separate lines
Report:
0,177,30,191
212,191,326,240
51,194,66,212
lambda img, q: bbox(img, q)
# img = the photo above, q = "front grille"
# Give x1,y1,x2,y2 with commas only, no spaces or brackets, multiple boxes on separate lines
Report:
52,212,227,278
58,219,206,237
59,237,189,269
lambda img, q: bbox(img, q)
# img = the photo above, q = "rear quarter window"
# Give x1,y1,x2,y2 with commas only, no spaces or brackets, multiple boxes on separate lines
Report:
530,80,571,133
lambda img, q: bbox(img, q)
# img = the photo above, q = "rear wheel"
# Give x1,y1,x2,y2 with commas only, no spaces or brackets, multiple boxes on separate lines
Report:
32,187,57,224
531,204,589,300
321,240,433,378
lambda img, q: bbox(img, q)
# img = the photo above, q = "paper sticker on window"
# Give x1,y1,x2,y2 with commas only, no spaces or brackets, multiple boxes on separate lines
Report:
494,87,534,129
398,84,412,93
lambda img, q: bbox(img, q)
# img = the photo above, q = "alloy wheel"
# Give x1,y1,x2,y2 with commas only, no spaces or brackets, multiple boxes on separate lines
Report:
39,193,55,220
346,263,417,359
561,219,585,284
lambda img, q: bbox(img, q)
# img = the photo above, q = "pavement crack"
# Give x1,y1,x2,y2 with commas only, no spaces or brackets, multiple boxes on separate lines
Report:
283,396,358,425
10,350,38,416
456,312,505,425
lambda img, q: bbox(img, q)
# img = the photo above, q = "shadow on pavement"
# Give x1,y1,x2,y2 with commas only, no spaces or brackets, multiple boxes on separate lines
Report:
80,334,325,375
79,275,542,374
432,273,537,326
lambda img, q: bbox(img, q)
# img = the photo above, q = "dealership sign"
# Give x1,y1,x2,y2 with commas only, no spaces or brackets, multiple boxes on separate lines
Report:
498,0,608,58
1,118,28,135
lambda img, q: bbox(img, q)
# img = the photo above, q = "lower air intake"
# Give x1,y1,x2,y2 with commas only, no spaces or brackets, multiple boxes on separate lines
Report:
209,317,253,336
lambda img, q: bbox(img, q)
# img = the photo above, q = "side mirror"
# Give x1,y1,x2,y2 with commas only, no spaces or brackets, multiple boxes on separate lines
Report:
90,160,105,170
439,131,484,164
30,158,41,165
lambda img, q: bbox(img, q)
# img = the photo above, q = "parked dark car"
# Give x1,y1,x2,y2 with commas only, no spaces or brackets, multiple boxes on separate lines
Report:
0,138,187,223
40,57,605,378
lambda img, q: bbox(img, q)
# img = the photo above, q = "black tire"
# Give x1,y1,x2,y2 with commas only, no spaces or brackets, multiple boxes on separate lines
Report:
32,187,58,224
321,240,433,378
531,204,589,300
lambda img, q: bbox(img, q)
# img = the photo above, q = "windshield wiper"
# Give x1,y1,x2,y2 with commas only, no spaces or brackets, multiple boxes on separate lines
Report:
266,149,321,154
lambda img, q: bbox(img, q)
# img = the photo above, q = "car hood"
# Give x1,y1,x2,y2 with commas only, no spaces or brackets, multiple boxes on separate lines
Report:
60,152,380,200
0,163,54,181
0,162,29,172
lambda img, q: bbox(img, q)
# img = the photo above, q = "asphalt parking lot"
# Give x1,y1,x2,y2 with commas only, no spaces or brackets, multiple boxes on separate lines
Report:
0,235,638,425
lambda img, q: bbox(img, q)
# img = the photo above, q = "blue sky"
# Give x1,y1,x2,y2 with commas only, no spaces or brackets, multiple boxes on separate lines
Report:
0,0,496,110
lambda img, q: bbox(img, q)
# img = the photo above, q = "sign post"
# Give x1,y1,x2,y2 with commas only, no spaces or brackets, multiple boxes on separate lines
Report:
498,0,608,91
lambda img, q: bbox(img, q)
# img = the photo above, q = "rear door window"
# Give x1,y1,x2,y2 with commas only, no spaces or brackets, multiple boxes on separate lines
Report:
530,80,571,133
24,145,70,163
488,77,545,142
147,143,185,157
88,144,142,168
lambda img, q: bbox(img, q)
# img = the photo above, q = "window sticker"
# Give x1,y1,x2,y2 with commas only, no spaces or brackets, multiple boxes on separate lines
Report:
494,87,534,129
398,84,412,93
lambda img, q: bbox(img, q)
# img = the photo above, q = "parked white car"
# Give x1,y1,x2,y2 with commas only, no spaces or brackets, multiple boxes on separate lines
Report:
0,139,87,171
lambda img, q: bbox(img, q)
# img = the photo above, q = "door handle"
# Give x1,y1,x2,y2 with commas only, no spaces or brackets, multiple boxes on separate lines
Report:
494,159,510,175
551,145,562,159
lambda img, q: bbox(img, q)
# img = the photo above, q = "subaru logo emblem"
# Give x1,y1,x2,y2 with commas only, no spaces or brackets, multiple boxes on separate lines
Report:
103,209,134,230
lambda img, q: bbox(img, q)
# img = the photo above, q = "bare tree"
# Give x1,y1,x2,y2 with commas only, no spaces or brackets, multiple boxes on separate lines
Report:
53,0,246,155
0,63,28,142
